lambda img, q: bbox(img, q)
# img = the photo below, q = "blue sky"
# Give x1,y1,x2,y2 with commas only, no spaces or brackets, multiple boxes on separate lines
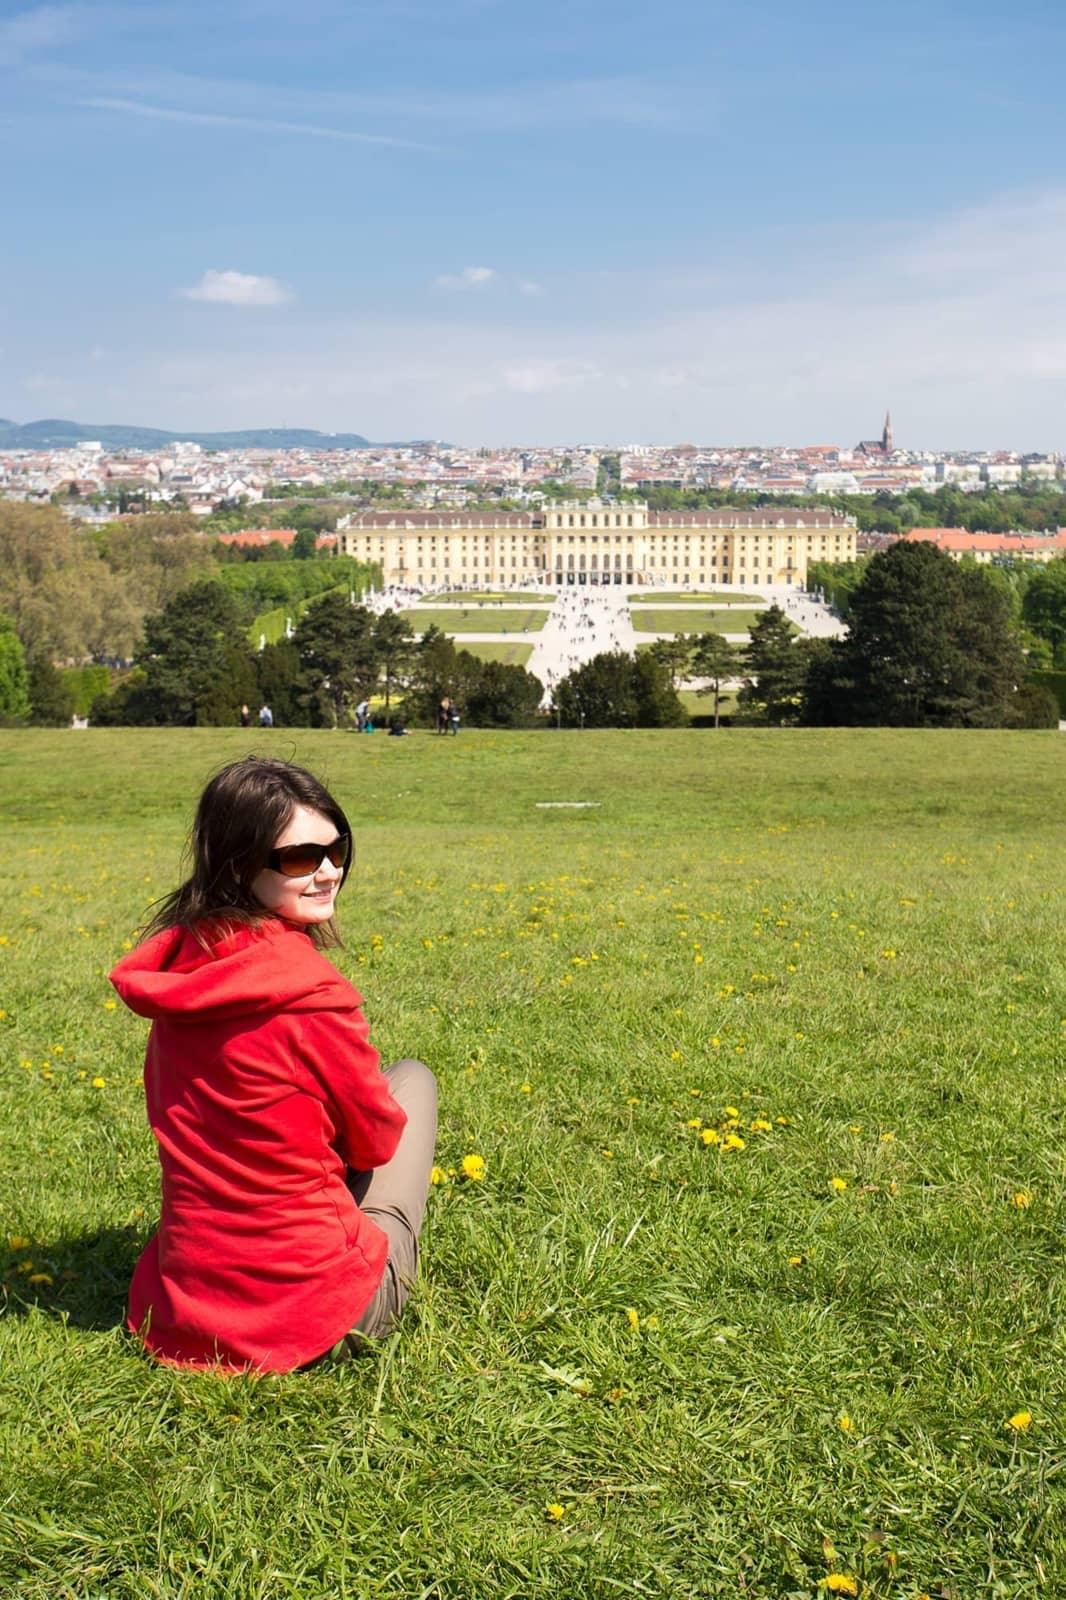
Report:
3,0,1066,447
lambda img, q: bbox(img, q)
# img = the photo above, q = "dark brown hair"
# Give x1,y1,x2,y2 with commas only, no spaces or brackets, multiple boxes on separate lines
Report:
141,756,351,949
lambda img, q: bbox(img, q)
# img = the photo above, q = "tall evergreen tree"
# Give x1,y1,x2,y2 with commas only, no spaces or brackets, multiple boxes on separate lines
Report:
135,581,259,726
830,542,1025,727
293,591,377,727
691,632,739,728
738,605,804,724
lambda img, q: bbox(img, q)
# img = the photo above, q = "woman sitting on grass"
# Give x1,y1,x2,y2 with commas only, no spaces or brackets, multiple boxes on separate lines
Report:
110,756,437,1373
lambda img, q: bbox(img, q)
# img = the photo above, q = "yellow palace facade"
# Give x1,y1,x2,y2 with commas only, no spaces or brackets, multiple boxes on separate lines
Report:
337,499,857,588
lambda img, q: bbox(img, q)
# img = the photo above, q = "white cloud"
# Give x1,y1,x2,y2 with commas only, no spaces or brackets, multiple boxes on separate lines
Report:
0,5,84,64
503,359,600,395
181,270,292,307
434,266,497,291
81,96,442,153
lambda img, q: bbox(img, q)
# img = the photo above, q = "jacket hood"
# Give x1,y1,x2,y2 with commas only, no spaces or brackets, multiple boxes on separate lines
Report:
110,918,359,1023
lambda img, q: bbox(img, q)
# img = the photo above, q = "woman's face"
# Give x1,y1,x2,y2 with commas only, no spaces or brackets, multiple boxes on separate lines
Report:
250,804,345,927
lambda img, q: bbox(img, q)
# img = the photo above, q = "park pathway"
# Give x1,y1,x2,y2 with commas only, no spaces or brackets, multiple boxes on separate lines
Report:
526,588,636,704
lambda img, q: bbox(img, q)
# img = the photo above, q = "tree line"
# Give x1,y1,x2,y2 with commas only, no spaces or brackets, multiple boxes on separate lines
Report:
549,544,1063,730
81,584,543,730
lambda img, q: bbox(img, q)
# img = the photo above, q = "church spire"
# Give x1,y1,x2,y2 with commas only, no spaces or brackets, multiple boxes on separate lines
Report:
883,410,893,454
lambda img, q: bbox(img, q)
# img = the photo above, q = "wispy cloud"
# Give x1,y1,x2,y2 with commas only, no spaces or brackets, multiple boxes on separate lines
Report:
434,266,497,291
81,96,444,153
0,4,84,64
181,270,292,308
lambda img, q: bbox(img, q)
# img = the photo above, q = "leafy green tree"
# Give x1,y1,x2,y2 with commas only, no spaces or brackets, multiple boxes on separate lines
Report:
136,581,259,725
396,626,458,725
28,653,77,726
293,591,376,727
552,651,684,728
632,651,686,726
553,652,637,727
691,632,739,728
809,542,1026,728
256,639,309,727
291,527,318,560
738,605,804,724
0,616,30,722
459,655,543,727
648,634,694,691
1021,559,1066,663
373,610,416,711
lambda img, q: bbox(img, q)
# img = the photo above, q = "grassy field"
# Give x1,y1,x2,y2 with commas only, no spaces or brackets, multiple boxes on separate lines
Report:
631,607,783,636
455,641,535,668
429,592,554,605
0,730,1062,1600
402,608,548,634
628,592,764,605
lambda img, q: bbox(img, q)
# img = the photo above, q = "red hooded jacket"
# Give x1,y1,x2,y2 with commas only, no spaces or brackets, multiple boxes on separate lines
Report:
110,918,406,1373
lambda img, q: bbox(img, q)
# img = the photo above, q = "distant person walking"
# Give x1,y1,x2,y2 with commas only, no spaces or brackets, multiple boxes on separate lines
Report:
355,700,370,734
240,705,252,728
448,703,461,737
258,704,273,729
437,697,451,736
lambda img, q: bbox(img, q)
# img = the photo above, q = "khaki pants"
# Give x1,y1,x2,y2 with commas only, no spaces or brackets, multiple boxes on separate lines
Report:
316,1058,438,1362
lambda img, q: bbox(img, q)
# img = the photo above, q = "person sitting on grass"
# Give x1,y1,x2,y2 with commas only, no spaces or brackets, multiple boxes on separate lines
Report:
110,755,437,1374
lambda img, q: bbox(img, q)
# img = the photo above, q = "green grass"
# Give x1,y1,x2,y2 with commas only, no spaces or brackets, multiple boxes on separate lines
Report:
428,592,555,604
402,608,549,634
1,730,1062,1599
628,591,764,605
631,607,784,636
457,641,535,668
249,583,350,646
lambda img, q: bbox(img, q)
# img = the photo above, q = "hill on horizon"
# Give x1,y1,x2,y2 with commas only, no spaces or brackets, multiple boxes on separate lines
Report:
0,418,378,451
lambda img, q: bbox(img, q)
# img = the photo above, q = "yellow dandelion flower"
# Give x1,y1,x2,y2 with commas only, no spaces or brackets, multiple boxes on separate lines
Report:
686,1117,703,1129
601,1149,613,1159
700,1127,720,1145
644,1314,659,1329
91,1077,106,1089
7,1236,29,1251
52,1045,64,1054
750,1118,772,1133
520,1083,532,1094
723,1133,745,1151
821,1578,858,1596
788,1254,804,1267
829,1176,848,1193
625,1307,640,1329
710,1036,720,1048
723,1105,740,1118
1006,1410,1032,1431
545,1503,565,1522
879,1131,896,1142
460,1154,485,1182
670,1049,682,1059
28,1273,53,1286
625,1096,640,1106
429,1166,447,1186
104,999,117,1011
838,1414,852,1432
1011,1190,1033,1209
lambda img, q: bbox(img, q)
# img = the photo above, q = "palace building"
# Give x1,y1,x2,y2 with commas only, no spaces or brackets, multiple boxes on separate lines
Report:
337,500,857,588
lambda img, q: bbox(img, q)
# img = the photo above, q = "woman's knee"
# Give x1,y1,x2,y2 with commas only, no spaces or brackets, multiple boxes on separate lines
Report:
384,1058,437,1111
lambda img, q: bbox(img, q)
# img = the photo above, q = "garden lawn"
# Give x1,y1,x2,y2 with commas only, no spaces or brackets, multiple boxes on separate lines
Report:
401,608,548,634
631,607,781,636
628,592,764,605
0,729,1062,1600
428,592,554,605
456,641,535,668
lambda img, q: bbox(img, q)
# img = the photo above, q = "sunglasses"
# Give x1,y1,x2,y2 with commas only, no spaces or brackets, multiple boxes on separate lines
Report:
265,833,351,878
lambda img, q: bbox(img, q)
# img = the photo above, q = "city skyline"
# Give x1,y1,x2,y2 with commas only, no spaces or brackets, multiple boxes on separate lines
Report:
3,1,1066,447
